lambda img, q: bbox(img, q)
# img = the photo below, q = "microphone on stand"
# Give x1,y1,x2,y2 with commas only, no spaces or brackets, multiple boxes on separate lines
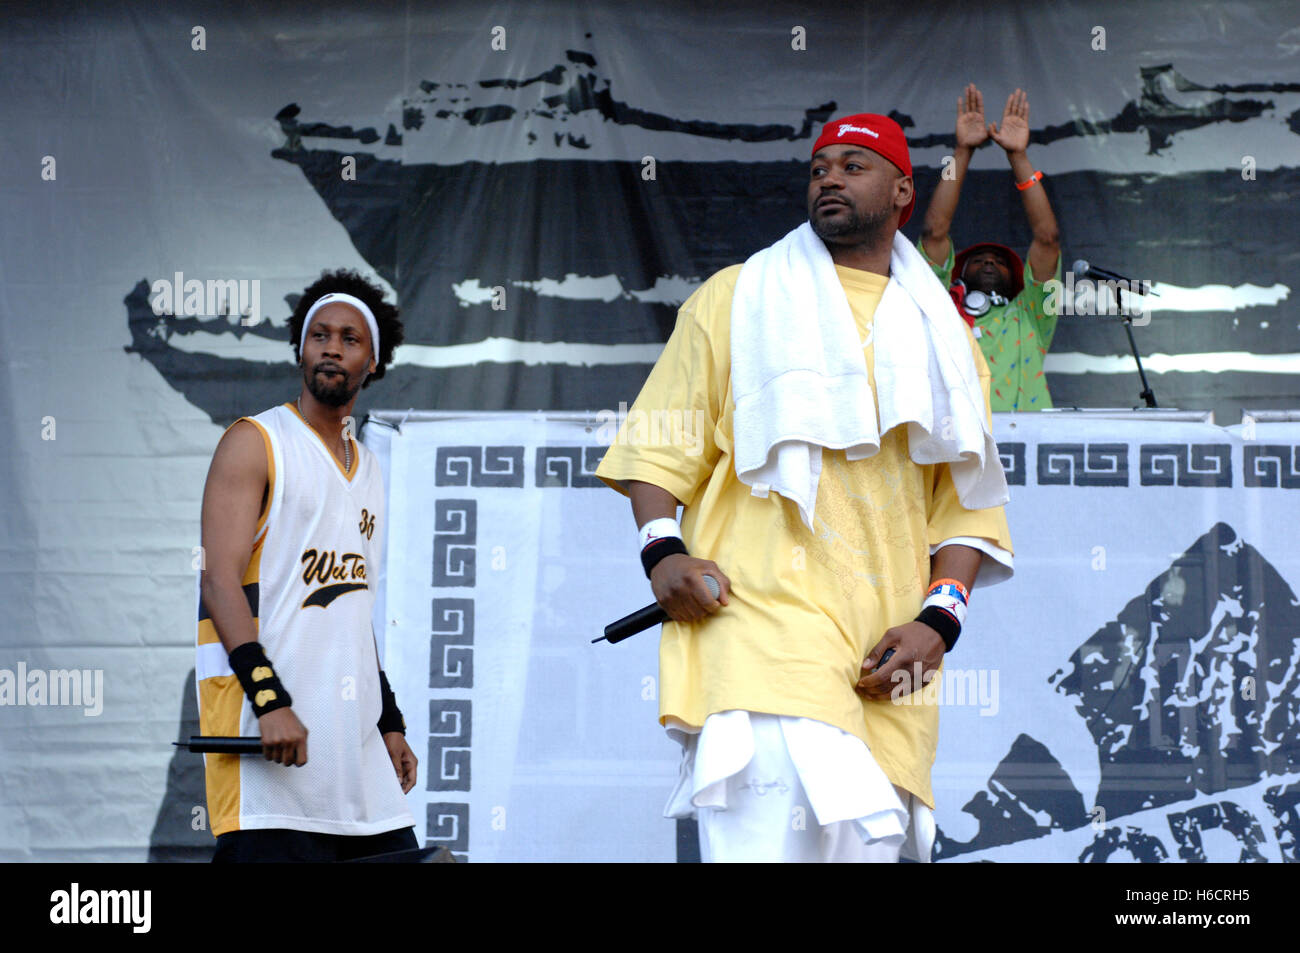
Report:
1071,261,1160,407
594,574,722,644
1072,260,1159,295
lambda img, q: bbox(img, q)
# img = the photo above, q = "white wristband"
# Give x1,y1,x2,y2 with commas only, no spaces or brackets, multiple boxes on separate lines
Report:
922,591,968,627
639,517,682,551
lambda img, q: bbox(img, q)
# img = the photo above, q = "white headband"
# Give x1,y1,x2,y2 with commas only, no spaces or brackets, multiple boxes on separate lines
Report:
300,292,381,358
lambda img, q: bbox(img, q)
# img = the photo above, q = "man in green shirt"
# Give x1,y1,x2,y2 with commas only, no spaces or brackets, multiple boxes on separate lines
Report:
921,85,1062,411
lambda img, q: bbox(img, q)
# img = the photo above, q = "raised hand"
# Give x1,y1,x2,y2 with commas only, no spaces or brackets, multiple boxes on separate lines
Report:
988,88,1031,154
955,83,988,150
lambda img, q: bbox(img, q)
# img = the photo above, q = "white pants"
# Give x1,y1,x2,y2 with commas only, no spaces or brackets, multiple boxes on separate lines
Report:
676,712,923,863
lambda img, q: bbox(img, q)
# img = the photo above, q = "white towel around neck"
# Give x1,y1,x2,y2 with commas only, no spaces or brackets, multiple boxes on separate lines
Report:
730,221,1008,528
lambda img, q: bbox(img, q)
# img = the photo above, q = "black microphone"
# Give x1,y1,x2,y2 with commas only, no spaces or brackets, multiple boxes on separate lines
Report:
1072,259,1158,295
173,735,264,754
594,574,721,644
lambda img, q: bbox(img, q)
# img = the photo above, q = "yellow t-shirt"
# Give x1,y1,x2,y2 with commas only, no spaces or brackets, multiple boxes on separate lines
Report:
595,263,1014,809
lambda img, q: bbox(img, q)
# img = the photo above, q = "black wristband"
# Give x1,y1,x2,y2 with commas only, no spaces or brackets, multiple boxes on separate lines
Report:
377,669,406,735
916,605,961,653
228,642,292,718
641,537,688,578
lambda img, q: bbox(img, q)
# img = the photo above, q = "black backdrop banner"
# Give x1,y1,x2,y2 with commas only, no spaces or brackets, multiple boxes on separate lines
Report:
119,1,1300,427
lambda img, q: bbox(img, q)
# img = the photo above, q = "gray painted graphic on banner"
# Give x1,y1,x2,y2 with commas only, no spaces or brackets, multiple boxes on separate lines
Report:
426,802,469,863
1037,443,1129,486
428,699,472,793
430,599,474,689
935,521,1300,862
432,499,477,587
536,446,606,487
1243,445,1300,488
435,446,526,487
1138,444,1232,487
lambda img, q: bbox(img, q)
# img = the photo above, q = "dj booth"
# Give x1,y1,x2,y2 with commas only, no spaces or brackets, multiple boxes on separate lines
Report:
362,410,1300,863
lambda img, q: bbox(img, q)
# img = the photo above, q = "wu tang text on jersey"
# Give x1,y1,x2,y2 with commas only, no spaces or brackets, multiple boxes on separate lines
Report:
299,547,368,609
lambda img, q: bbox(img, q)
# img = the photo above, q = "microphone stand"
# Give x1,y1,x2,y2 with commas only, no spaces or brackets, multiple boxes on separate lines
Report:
1116,286,1157,408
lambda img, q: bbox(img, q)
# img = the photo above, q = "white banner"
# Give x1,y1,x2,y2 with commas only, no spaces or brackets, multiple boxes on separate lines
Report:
372,413,675,862
367,411,1300,863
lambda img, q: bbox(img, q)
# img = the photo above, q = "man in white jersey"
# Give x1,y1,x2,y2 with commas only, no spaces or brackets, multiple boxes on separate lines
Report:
197,270,418,862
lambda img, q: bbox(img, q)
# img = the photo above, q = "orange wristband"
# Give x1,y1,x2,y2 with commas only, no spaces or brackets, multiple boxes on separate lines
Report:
1016,170,1043,191
927,577,970,602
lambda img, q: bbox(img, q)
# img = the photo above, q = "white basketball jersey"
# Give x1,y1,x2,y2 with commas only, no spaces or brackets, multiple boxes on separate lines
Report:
196,402,415,837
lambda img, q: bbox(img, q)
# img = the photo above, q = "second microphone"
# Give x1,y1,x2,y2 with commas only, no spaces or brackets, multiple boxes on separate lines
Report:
600,574,722,644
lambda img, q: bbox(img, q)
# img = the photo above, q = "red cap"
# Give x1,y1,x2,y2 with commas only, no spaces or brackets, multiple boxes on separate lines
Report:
812,113,914,226
955,243,1025,299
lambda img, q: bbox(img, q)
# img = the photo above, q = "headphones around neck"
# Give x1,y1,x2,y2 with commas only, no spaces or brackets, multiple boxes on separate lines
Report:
954,280,1008,318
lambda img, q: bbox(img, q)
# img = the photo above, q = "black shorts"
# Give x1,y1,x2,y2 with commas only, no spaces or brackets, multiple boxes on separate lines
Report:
213,825,418,863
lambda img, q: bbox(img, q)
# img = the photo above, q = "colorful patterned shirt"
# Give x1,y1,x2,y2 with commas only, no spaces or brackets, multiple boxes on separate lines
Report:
924,243,1061,411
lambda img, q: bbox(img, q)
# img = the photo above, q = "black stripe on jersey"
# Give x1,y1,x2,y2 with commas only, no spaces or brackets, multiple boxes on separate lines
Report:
301,582,368,610
198,582,260,621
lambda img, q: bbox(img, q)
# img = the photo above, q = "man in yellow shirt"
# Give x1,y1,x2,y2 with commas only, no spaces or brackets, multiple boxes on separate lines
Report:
596,114,1014,863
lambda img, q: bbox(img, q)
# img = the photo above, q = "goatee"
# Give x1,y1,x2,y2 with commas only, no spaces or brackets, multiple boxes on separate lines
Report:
810,203,891,246
306,367,359,407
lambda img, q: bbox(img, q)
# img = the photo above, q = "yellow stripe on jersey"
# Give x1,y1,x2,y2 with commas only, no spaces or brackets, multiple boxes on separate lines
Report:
197,535,264,833
197,618,219,647
197,541,264,646
198,417,275,836
200,675,246,835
